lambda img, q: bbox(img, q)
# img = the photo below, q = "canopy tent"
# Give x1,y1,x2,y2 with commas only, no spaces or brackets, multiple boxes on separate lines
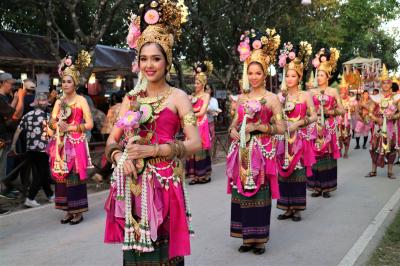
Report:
0,30,136,75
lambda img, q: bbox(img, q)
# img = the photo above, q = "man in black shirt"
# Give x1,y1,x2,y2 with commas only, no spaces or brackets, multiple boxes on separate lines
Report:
0,73,24,215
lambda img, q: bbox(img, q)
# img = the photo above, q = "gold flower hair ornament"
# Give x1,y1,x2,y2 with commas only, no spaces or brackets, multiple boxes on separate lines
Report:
312,47,340,78
194,60,214,85
279,41,312,90
238,28,281,92
126,0,189,98
58,50,92,85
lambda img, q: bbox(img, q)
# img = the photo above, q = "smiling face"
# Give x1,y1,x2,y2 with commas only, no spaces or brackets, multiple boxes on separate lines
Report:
285,69,300,89
317,70,329,87
247,62,266,89
139,43,168,83
382,80,392,93
61,75,76,95
195,79,204,93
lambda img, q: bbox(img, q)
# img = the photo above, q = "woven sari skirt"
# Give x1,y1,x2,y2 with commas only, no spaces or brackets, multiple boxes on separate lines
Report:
307,155,337,193
54,173,88,214
277,168,306,211
230,186,271,244
185,149,212,181
123,236,184,266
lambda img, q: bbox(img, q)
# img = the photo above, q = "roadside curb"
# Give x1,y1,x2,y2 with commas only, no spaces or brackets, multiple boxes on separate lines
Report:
338,185,400,266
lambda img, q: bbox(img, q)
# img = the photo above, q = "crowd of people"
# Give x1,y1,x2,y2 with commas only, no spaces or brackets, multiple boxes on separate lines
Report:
2,0,400,265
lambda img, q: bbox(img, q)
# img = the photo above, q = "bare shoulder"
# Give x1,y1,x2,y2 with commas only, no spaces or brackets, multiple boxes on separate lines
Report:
266,91,279,102
172,87,190,100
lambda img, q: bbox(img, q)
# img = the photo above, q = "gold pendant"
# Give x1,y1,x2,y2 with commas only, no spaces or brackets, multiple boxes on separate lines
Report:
130,182,141,197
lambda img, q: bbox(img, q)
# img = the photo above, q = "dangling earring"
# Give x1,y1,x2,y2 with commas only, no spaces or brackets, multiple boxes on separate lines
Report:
263,79,267,89
166,72,171,81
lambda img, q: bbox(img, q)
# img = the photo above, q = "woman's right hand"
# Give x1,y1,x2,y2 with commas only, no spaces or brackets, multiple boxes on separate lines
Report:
229,127,240,141
123,158,138,178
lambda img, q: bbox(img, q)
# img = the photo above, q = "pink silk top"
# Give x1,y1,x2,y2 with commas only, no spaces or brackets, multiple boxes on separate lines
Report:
193,98,211,150
276,102,316,177
311,94,341,159
48,107,90,180
226,102,280,199
104,107,191,259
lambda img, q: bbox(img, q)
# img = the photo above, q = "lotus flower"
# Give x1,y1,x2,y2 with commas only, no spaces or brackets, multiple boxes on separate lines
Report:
127,22,141,49
244,100,262,119
238,41,251,62
312,58,320,68
116,110,141,130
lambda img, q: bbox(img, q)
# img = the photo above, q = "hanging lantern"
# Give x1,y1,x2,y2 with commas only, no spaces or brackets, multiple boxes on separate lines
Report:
115,76,122,88
20,73,28,81
52,78,59,86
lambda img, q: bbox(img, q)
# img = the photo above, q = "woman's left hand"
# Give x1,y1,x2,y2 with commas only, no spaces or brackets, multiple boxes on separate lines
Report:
126,139,153,160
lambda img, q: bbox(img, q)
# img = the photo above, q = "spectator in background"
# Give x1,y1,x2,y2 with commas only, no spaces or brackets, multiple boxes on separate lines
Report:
0,73,25,214
11,92,54,207
7,79,38,195
373,88,379,95
205,84,220,158
92,91,125,184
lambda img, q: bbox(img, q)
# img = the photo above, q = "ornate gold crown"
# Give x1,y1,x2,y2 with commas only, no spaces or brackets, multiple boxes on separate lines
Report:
339,75,348,88
380,64,391,82
315,47,340,78
194,61,213,85
127,0,188,70
58,50,91,85
237,28,280,92
280,41,312,78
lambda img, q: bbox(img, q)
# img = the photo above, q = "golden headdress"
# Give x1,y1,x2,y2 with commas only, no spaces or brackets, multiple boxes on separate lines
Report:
126,0,188,97
392,73,399,85
380,64,391,82
279,41,312,77
238,28,281,92
58,50,91,86
194,61,213,85
339,75,348,88
312,47,340,78
127,0,188,69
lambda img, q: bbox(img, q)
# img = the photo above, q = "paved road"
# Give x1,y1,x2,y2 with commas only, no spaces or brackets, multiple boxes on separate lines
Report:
1,143,400,266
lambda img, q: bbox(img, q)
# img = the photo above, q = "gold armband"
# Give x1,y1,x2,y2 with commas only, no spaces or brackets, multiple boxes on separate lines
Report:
181,112,197,128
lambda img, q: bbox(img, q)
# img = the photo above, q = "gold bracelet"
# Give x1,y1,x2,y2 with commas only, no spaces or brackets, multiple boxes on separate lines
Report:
153,144,160,157
166,142,177,160
111,150,122,164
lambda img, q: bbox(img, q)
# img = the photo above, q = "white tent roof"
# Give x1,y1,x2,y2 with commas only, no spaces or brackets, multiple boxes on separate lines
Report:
343,56,380,65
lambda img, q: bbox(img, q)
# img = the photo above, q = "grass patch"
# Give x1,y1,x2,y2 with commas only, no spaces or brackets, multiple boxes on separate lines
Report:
368,209,400,266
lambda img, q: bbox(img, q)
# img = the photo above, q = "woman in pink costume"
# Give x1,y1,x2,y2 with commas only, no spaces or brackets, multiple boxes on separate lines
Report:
227,28,284,255
186,61,212,185
104,1,201,264
276,41,317,222
47,51,93,225
354,90,372,149
307,48,344,198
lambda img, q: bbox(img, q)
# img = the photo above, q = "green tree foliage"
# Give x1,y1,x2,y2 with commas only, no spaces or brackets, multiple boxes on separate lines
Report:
0,0,399,87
